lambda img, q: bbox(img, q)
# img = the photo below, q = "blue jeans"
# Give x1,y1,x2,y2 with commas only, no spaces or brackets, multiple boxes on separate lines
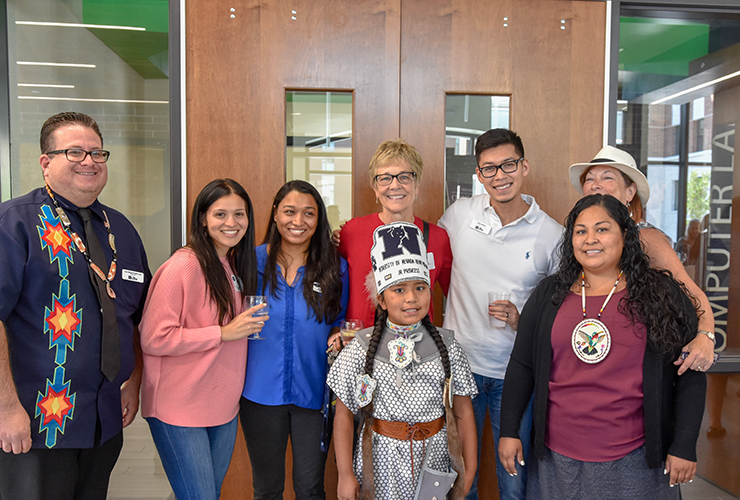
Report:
465,373,533,500
146,416,238,500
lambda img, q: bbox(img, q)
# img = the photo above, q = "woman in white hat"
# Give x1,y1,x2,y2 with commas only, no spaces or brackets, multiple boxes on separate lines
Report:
569,146,716,374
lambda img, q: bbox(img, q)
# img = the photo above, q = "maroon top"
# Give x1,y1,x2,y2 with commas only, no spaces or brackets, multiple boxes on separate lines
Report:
546,289,647,462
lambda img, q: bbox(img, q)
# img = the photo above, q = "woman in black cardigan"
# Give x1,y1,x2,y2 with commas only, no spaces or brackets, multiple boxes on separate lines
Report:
499,194,706,499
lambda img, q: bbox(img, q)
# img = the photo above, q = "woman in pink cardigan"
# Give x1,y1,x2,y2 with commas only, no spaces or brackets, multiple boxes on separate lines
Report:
139,179,266,500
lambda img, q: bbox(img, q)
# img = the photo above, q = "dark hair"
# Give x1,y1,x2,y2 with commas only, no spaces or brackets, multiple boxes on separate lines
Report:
359,309,453,488
553,194,698,355
579,167,644,221
188,179,257,324
262,180,343,324
40,112,104,153
474,128,525,165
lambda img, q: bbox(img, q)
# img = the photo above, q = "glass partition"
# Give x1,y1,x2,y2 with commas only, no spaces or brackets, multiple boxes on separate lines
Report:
6,0,171,269
285,90,352,230
616,6,740,496
444,94,510,207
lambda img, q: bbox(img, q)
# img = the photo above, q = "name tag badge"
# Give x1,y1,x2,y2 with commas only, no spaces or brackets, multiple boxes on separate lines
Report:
122,269,145,283
426,252,436,270
231,274,243,292
470,220,492,235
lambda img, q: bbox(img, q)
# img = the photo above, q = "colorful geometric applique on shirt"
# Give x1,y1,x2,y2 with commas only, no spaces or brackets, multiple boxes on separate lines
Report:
35,365,76,448
37,204,76,277
44,280,82,365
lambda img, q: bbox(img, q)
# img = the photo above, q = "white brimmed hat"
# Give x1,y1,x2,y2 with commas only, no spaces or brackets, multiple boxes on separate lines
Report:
370,222,430,295
569,145,650,206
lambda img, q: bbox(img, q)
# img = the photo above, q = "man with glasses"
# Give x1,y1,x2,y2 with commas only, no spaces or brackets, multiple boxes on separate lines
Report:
438,128,562,500
0,112,151,499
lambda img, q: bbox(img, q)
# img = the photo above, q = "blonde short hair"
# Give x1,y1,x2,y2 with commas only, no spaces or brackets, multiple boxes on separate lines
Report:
368,139,424,184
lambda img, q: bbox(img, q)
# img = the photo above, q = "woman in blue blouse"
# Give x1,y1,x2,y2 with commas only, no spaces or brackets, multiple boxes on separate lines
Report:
240,180,348,499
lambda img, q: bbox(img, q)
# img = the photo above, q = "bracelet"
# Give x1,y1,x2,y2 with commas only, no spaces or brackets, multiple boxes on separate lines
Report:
698,330,716,344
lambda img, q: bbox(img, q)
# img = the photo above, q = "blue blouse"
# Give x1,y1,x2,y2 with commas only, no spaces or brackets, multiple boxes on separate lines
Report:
242,244,349,410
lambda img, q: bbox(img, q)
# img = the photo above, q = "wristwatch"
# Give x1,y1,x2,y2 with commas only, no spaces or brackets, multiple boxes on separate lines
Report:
698,330,716,344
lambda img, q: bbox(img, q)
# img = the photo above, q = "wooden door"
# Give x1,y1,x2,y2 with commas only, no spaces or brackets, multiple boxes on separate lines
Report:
186,1,606,498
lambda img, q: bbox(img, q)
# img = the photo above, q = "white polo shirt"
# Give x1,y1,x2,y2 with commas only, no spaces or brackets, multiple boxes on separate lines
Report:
439,194,563,379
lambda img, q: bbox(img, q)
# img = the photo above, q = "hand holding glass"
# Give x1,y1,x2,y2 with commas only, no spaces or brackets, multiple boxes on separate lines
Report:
488,291,511,328
245,295,268,340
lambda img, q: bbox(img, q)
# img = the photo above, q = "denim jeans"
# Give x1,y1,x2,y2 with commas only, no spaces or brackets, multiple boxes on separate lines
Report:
146,415,238,500
465,373,533,500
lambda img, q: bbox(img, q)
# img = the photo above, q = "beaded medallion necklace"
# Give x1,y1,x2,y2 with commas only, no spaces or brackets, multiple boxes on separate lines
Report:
570,270,622,364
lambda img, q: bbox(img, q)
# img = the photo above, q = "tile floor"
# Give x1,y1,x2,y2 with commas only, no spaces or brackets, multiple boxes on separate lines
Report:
107,417,738,500
108,417,173,500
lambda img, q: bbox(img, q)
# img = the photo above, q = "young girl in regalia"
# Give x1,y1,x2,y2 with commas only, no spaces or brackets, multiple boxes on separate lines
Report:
327,222,477,500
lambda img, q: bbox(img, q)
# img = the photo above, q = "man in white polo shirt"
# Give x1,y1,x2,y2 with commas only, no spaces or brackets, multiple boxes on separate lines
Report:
438,129,562,500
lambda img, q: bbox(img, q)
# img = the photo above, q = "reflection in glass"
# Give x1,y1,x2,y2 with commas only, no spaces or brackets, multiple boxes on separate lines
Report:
444,95,510,207
616,8,740,497
286,91,352,230
6,0,171,270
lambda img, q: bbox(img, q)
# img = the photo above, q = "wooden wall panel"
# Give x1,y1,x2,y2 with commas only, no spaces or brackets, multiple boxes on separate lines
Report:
187,0,402,239
186,1,607,499
400,0,604,228
187,2,402,499
399,1,606,497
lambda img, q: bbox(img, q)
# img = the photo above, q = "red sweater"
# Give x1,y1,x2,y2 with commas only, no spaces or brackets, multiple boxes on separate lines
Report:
337,213,452,327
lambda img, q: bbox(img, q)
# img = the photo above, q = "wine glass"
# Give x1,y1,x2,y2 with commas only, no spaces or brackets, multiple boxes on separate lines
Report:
340,319,364,344
246,295,268,340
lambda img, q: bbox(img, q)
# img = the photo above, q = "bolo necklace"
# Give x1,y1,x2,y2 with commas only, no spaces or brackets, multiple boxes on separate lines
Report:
570,270,622,364
45,183,118,299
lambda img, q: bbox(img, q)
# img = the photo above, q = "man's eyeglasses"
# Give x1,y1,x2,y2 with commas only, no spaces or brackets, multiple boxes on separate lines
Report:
47,148,111,163
478,157,523,178
374,171,416,186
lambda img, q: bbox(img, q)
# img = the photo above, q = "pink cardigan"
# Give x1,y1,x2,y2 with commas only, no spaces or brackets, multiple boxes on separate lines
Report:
140,248,247,427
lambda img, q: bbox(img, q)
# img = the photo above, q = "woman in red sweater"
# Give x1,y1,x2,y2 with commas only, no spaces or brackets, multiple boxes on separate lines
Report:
336,139,452,327
140,179,266,500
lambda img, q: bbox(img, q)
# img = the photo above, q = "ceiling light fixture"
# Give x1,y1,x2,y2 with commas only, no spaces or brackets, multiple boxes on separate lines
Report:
19,96,168,104
18,83,75,89
16,20,145,31
18,61,96,68
651,70,740,105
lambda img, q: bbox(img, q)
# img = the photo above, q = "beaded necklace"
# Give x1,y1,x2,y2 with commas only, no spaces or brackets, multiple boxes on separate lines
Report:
45,183,118,299
570,270,622,363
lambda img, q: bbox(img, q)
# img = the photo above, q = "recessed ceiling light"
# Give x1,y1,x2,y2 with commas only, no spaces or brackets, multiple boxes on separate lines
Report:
16,20,145,31
18,96,168,104
18,61,96,68
18,83,75,89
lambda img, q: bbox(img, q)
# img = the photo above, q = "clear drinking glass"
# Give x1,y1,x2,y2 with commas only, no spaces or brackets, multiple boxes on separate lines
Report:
246,295,268,340
340,319,364,344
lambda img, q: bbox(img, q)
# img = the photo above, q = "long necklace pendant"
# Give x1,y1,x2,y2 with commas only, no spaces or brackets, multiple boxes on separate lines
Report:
571,318,611,363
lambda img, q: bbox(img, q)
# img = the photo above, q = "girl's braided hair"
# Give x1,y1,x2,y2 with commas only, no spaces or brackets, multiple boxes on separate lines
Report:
359,307,465,499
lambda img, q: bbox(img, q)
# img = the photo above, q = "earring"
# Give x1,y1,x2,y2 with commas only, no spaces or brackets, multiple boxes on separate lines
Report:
626,201,633,218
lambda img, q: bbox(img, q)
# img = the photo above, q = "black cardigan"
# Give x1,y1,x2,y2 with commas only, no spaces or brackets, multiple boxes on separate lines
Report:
500,275,706,469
